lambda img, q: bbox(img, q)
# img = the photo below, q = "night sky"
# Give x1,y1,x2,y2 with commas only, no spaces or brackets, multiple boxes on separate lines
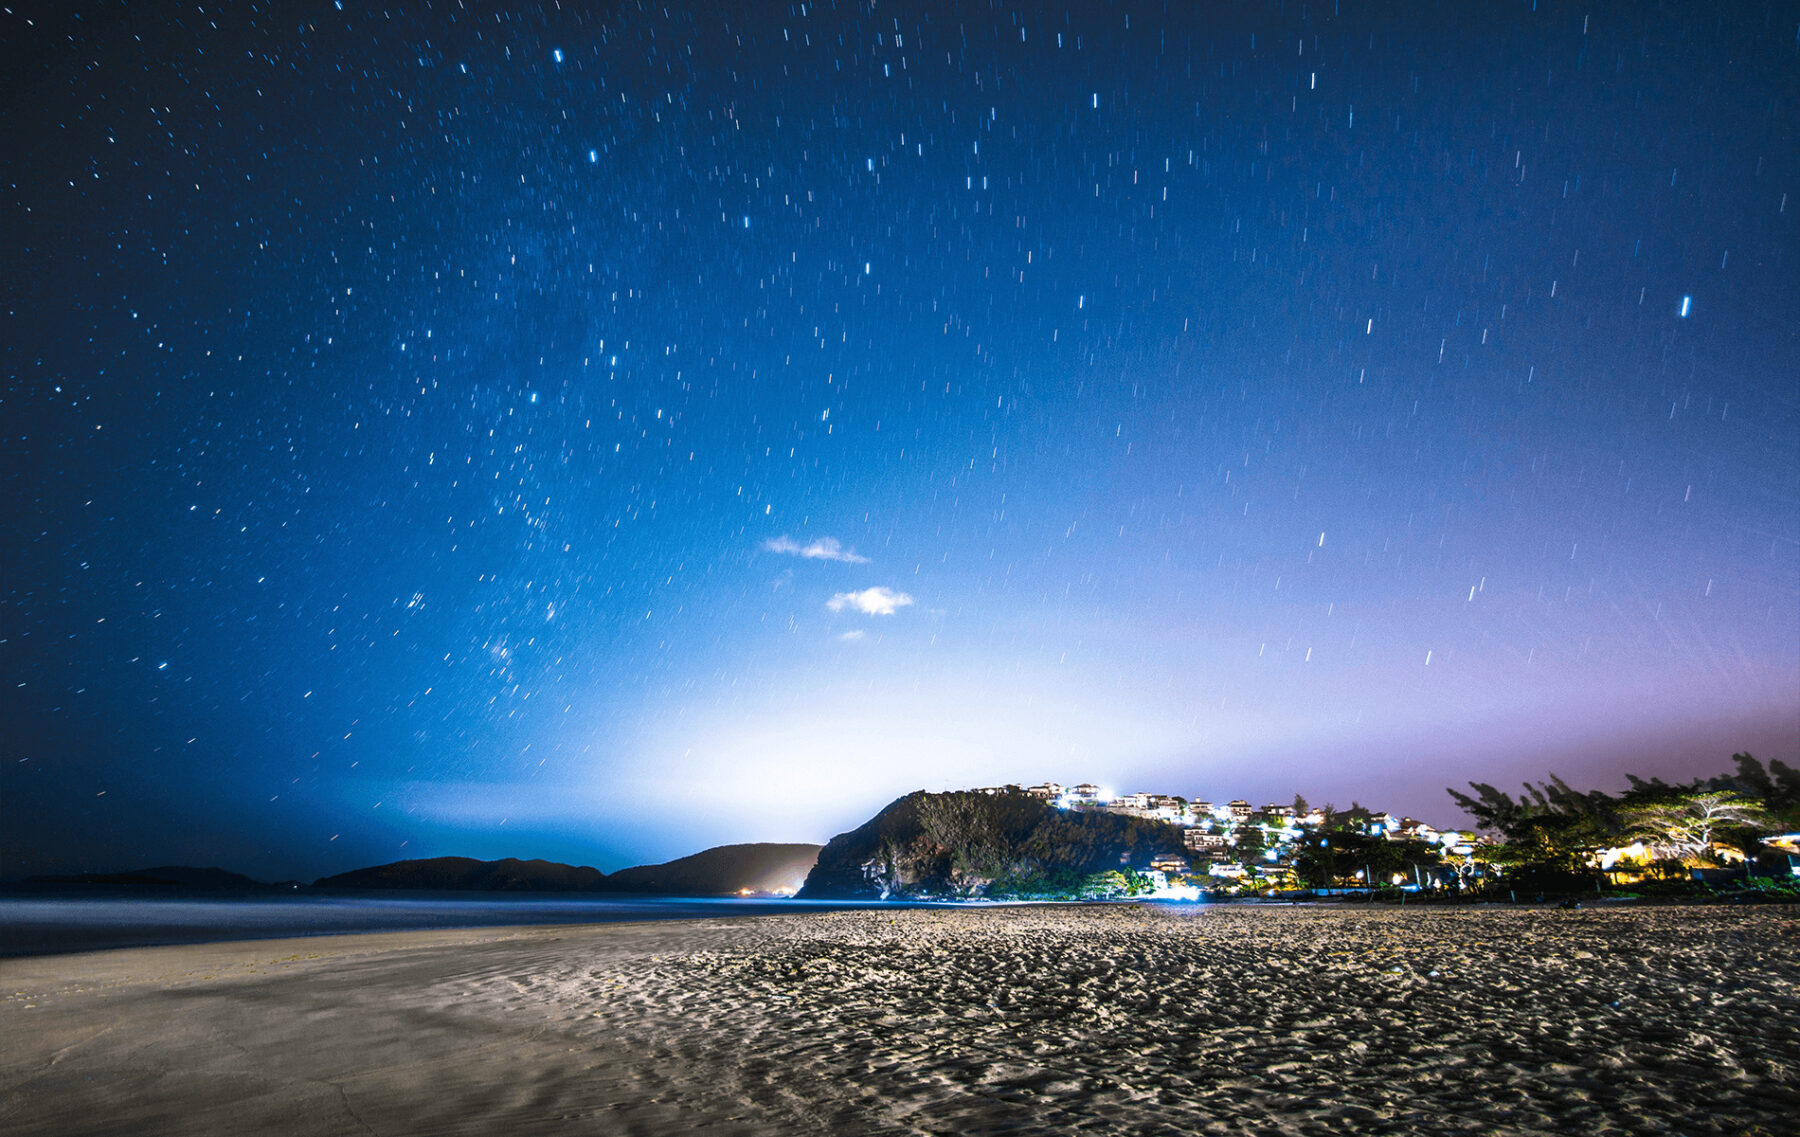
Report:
4,2,1796,881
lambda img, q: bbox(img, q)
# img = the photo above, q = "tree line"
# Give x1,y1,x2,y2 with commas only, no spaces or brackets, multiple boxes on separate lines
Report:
1443,753,1798,892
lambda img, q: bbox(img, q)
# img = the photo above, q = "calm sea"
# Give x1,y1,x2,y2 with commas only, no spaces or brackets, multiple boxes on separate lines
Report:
0,892,904,958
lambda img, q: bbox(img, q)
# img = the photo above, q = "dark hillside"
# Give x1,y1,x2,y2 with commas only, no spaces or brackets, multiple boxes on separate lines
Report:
605,842,821,895
313,857,609,892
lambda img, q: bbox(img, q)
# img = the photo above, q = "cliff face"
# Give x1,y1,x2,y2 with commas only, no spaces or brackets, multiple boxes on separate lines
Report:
798,794,947,900
798,789,1187,900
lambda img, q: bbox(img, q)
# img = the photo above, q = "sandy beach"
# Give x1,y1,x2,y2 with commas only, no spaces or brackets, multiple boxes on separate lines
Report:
2,904,1796,1135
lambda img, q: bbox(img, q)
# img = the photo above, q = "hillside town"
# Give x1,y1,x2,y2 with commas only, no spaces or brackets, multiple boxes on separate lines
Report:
965,776,1800,899
964,781,1484,897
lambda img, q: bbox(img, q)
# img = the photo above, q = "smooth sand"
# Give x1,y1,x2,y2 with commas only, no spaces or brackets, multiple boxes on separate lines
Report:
2,904,1796,1135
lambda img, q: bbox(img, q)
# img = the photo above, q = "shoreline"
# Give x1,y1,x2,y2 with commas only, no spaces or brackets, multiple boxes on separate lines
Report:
0,893,935,960
4,905,1796,1135
8,885,1776,962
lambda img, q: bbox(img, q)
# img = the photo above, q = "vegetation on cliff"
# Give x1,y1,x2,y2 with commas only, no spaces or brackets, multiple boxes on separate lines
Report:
798,788,1185,900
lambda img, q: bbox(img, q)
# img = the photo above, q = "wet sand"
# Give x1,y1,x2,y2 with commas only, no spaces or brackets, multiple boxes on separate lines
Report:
2,904,1796,1135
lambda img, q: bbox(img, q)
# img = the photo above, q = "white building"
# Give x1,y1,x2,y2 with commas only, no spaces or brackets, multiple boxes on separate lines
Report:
1395,817,1439,843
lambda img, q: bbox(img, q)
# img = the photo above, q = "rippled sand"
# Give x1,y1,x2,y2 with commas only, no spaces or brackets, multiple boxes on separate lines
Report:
3,905,1796,1135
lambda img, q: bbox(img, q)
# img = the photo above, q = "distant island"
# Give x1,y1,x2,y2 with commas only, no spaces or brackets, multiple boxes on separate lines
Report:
313,857,611,892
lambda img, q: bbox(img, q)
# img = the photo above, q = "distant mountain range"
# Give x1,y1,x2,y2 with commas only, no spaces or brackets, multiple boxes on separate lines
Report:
22,785,1181,902
20,843,822,898
18,787,1177,902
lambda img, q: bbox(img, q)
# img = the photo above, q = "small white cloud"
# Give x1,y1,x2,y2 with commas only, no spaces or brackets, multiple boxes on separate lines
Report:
763,536,870,564
827,586,914,616
838,629,866,641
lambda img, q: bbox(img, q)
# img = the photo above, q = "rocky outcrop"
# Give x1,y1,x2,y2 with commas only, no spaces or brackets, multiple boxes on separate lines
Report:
798,789,1187,900
798,793,949,899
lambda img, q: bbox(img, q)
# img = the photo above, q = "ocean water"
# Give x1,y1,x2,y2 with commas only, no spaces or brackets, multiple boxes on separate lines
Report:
0,892,903,958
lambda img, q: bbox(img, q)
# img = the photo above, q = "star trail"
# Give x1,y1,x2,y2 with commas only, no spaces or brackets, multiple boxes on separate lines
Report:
3,1,1796,880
